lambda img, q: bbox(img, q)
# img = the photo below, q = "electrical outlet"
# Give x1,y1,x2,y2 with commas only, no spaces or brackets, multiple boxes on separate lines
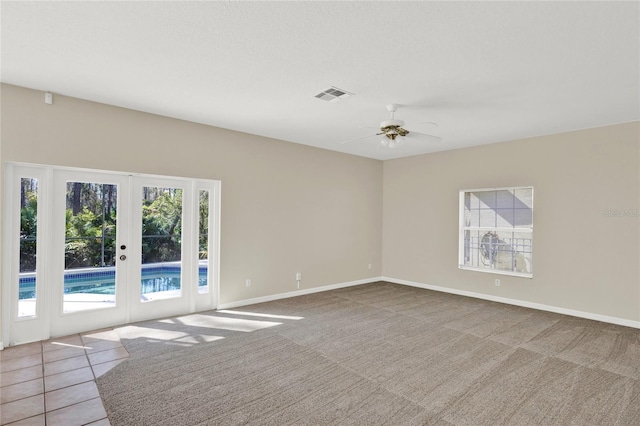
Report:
296,272,302,281
495,279,500,287
246,279,251,287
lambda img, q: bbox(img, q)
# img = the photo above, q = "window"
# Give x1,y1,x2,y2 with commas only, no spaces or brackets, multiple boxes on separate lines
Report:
459,187,533,277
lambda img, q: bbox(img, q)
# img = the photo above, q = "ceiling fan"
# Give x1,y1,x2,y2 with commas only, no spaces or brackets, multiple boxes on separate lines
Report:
342,104,441,148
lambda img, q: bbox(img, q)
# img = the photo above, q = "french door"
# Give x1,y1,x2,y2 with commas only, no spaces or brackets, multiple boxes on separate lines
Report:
50,170,130,337
129,176,193,323
2,164,220,345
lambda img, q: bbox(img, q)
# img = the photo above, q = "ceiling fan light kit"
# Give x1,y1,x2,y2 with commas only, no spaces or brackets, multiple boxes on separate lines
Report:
341,103,441,148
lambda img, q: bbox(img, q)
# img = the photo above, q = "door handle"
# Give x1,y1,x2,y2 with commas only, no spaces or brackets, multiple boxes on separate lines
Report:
119,255,127,261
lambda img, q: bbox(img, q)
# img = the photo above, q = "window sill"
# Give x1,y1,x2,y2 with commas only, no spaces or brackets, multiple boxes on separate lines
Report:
459,265,533,279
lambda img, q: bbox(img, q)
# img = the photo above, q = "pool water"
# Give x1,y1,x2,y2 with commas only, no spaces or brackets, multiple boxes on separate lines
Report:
19,267,207,299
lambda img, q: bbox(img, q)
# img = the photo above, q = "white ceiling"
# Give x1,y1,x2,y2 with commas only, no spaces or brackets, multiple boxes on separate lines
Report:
2,1,638,160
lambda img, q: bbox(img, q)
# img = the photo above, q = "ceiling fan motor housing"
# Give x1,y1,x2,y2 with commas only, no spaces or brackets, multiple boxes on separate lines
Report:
380,119,404,128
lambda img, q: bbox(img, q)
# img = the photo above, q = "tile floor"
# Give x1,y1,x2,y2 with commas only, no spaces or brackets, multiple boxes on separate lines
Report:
0,329,128,425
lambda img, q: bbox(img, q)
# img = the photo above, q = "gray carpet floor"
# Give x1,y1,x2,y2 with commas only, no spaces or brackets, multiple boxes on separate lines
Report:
96,282,640,425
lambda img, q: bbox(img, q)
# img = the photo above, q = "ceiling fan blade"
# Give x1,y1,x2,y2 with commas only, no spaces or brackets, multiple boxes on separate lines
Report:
417,121,439,128
406,131,442,143
340,133,380,144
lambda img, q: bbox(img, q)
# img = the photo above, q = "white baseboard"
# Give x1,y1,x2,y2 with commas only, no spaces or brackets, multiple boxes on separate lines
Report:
382,276,640,329
217,277,381,310
0,341,3,351
216,275,639,329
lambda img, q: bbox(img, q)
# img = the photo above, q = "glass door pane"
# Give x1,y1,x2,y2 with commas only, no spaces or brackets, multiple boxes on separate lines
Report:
140,186,183,301
18,178,39,318
63,182,118,313
198,189,209,294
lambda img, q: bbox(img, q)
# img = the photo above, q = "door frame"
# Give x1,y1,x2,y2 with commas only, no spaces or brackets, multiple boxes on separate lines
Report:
2,162,221,346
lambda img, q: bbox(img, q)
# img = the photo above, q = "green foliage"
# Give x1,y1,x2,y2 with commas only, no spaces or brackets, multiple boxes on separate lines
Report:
199,190,209,259
19,190,38,272
20,190,38,237
141,189,183,264
20,183,200,271
65,206,117,269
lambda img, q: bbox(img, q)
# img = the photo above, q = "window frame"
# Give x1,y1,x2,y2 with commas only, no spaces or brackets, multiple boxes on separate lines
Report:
458,186,533,278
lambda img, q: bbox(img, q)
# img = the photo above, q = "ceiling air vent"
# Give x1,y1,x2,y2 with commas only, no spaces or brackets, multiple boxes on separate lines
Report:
314,86,354,102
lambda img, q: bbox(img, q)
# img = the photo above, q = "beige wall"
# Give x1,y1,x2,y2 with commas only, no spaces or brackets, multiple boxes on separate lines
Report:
2,83,638,337
0,84,383,308
383,122,640,322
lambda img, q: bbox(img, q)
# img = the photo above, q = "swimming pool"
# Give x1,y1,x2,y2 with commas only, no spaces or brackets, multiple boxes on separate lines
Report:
18,264,208,300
